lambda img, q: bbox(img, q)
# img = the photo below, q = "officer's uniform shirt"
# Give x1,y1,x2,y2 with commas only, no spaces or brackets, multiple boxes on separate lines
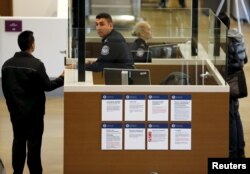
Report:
131,38,151,62
85,29,134,72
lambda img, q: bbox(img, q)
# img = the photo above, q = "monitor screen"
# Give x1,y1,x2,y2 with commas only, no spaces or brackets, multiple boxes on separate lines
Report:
149,43,181,58
104,68,151,85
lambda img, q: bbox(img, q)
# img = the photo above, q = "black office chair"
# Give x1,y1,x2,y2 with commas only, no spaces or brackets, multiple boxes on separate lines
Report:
160,72,191,85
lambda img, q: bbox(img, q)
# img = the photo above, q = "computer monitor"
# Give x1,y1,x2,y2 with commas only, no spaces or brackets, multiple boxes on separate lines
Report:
149,43,181,58
104,68,151,85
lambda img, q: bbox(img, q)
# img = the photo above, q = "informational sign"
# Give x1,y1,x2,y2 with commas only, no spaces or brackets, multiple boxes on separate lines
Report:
124,123,145,150
5,20,22,32
101,123,123,150
101,94,123,121
170,95,192,121
148,94,169,121
170,123,192,150
147,123,168,150
125,94,146,121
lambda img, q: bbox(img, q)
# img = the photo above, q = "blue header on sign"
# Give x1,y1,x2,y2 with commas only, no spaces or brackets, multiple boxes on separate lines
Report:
125,94,145,100
171,94,192,100
147,123,168,128
102,94,122,100
148,95,168,100
125,123,145,128
171,123,191,129
102,123,122,128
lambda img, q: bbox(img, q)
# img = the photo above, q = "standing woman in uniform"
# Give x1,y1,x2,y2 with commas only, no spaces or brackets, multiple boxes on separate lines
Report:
131,21,152,62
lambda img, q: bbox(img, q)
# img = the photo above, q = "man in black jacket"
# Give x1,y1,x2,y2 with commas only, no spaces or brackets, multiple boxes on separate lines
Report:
1,30,64,174
85,12,134,72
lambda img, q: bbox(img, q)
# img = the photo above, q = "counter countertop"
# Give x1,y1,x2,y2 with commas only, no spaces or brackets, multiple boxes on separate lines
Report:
64,69,229,93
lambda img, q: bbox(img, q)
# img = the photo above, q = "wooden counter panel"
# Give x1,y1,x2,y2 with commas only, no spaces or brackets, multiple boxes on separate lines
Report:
64,92,228,174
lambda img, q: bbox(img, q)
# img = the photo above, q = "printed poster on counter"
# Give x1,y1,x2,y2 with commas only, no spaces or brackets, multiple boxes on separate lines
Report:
147,123,168,150
101,94,123,121
124,123,145,150
170,94,192,121
170,123,192,150
101,123,123,150
124,94,146,121
148,94,169,121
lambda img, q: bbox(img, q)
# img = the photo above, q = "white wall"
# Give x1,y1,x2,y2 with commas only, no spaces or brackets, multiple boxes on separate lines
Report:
57,0,69,18
0,17,67,77
0,0,69,78
13,0,58,17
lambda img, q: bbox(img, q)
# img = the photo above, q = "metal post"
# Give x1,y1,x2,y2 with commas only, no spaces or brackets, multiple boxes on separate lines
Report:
240,0,250,22
235,0,242,33
216,0,226,15
191,0,198,56
72,0,85,82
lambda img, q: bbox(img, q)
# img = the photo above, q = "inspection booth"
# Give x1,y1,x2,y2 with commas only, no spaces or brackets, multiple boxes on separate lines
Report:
64,5,229,174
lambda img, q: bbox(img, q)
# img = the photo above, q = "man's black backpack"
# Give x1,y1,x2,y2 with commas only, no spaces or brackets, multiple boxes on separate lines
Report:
228,36,248,64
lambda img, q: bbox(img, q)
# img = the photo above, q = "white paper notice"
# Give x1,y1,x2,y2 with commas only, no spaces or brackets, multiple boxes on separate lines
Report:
124,123,145,150
170,123,192,150
171,95,192,121
101,123,123,150
147,123,168,150
102,95,123,121
125,95,146,121
148,95,169,121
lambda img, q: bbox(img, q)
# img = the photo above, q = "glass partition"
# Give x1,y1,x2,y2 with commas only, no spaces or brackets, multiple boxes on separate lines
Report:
68,0,228,85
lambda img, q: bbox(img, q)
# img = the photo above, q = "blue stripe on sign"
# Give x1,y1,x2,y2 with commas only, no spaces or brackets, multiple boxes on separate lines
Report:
102,94,122,100
171,94,192,100
148,123,168,128
125,94,145,100
102,123,123,128
171,123,191,129
148,94,168,100
125,123,145,128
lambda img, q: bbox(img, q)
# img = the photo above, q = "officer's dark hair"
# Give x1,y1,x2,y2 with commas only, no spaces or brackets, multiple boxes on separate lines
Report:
18,30,34,51
218,12,230,29
96,12,113,23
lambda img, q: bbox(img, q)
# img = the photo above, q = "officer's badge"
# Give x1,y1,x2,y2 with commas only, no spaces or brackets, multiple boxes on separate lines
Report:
136,48,144,57
140,43,145,48
101,45,110,55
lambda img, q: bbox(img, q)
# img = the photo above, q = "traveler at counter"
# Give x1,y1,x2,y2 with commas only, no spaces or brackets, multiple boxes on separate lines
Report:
85,12,134,72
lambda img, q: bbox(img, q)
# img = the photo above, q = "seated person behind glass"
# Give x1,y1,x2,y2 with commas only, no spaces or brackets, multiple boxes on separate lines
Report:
131,21,152,62
85,13,134,72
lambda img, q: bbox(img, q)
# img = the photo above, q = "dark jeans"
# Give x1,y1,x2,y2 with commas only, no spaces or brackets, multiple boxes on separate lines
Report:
11,117,44,174
229,98,245,158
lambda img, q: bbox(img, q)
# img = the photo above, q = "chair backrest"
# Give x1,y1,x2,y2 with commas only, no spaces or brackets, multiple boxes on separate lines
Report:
160,72,191,85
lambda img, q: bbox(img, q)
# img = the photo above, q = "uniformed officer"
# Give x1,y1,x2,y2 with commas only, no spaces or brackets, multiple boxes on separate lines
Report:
85,13,134,72
131,21,152,62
